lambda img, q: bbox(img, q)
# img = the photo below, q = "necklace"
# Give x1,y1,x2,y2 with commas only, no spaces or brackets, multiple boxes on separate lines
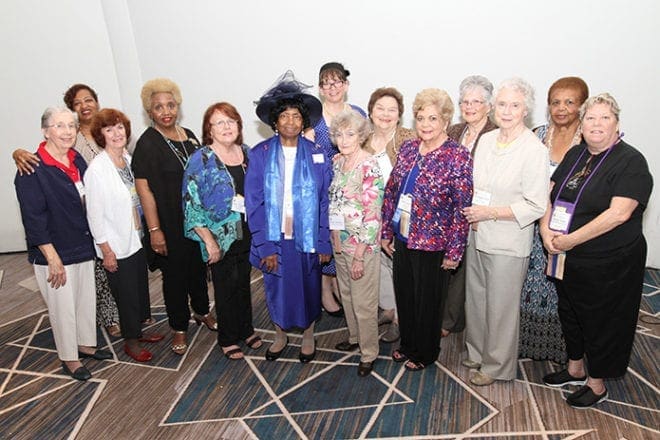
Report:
157,125,190,169
80,133,101,159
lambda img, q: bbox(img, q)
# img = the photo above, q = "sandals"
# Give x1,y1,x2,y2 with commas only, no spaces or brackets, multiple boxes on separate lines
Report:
391,349,408,363
404,360,426,372
106,323,121,338
171,331,188,355
222,345,244,360
245,335,263,350
192,313,218,331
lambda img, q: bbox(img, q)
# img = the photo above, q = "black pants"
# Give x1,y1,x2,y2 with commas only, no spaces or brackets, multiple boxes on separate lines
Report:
393,239,448,365
159,237,209,331
105,249,151,339
557,237,646,378
210,248,254,347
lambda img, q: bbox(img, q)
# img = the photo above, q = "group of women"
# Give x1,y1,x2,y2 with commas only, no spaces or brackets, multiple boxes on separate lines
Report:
14,63,652,409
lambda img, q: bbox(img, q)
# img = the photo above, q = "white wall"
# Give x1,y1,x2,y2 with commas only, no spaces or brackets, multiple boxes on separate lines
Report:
2,0,658,265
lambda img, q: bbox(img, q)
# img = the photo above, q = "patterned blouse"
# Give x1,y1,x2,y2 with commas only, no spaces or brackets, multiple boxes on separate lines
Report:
381,138,473,261
329,155,384,255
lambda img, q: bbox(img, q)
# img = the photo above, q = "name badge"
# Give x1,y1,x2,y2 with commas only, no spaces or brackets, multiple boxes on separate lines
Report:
549,200,575,233
376,154,393,181
231,195,245,214
397,193,413,213
312,153,325,164
472,189,491,206
75,181,85,198
329,214,345,230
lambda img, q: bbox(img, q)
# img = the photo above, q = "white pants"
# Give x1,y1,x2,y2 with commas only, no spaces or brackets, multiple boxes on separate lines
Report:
34,260,97,361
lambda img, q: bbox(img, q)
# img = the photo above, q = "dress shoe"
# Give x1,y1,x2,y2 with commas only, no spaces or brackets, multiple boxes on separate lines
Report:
171,331,188,355
335,340,359,351
542,369,587,387
192,313,218,331
299,347,316,363
78,349,113,360
566,385,608,409
124,344,153,362
138,332,165,343
265,337,288,361
380,323,400,343
61,362,92,381
461,359,481,369
357,361,374,377
470,371,495,386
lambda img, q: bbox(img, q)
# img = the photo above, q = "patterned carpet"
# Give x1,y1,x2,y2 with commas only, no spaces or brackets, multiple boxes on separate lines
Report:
0,259,658,439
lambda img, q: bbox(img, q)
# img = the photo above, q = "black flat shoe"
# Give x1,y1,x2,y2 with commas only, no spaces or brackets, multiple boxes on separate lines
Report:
566,385,608,409
265,337,288,361
299,347,316,363
335,340,359,351
543,369,587,387
357,361,373,377
61,362,92,381
78,349,113,360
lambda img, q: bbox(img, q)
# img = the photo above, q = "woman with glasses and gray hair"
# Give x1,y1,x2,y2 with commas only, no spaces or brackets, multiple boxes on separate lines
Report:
462,78,549,386
540,93,652,408
15,107,112,381
442,75,498,338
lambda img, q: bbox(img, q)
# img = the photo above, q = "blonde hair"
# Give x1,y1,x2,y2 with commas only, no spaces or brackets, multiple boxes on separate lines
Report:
580,93,621,121
412,88,454,123
140,78,182,112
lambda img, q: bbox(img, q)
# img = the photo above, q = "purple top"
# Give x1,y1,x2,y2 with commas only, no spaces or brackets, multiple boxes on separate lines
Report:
381,138,473,261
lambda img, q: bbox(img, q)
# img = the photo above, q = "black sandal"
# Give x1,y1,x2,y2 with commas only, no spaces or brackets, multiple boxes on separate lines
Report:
404,360,425,372
222,346,244,360
392,349,408,363
245,335,263,350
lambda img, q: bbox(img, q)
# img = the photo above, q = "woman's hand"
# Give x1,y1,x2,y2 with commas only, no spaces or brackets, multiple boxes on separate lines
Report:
205,239,223,264
260,254,278,273
381,239,394,257
319,253,331,264
150,230,168,256
462,206,492,223
539,225,563,254
46,255,67,289
102,249,119,273
13,149,40,176
330,231,342,254
350,258,364,280
551,234,576,252
441,258,459,271
303,127,316,142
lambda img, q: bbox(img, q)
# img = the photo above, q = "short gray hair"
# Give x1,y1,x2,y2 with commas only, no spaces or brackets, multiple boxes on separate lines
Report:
330,109,371,145
41,106,78,129
493,77,535,113
580,93,621,121
459,75,494,103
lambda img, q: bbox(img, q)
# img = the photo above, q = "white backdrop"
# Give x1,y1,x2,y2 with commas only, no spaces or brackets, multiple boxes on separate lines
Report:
2,0,658,265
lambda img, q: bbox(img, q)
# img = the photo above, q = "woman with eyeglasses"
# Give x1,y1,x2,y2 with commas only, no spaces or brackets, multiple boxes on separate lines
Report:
182,102,262,360
442,75,497,339
306,62,367,319
462,78,549,386
12,84,122,339
519,77,589,364
15,107,113,381
132,78,215,356
381,88,473,372
540,93,652,408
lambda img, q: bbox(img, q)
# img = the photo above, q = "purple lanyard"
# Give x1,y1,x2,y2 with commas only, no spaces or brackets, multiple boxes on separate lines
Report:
553,134,622,207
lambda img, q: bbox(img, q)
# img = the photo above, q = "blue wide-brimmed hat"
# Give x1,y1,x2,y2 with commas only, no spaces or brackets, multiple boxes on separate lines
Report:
255,70,322,127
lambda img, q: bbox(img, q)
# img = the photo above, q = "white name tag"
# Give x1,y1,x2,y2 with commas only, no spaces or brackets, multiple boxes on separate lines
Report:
313,153,325,164
231,195,245,214
75,181,85,198
397,193,413,212
549,206,572,232
376,154,393,182
472,189,491,206
329,214,345,230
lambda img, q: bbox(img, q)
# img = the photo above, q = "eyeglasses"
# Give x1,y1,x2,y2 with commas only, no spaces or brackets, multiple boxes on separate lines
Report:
210,119,238,128
460,99,485,107
320,80,345,90
47,123,78,131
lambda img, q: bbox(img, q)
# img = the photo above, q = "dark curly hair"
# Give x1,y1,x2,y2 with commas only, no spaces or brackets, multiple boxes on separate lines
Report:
90,108,131,148
268,98,311,131
63,84,98,110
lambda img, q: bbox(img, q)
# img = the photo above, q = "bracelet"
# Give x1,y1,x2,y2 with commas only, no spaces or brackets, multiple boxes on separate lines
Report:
148,226,161,232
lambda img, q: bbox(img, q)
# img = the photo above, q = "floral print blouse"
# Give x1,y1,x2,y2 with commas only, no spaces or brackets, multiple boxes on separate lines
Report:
381,138,473,262
329,155,384,256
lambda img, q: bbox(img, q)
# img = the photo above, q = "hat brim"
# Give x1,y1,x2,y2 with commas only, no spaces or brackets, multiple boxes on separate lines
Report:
256,92,322,128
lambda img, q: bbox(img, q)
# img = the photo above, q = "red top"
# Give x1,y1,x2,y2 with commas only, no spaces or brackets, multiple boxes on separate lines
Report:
38,141,81,183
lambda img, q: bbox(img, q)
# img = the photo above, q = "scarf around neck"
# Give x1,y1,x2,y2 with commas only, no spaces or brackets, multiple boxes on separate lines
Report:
264,135,319,252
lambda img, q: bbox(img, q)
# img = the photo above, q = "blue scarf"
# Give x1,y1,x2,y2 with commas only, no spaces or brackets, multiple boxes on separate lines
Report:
263,135,319,252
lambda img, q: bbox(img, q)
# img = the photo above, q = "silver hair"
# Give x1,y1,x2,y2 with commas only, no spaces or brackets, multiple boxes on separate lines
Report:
580,93,621,121
459,75,494,103
41,106,78,129
330,109,371,145
493,77,535,112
